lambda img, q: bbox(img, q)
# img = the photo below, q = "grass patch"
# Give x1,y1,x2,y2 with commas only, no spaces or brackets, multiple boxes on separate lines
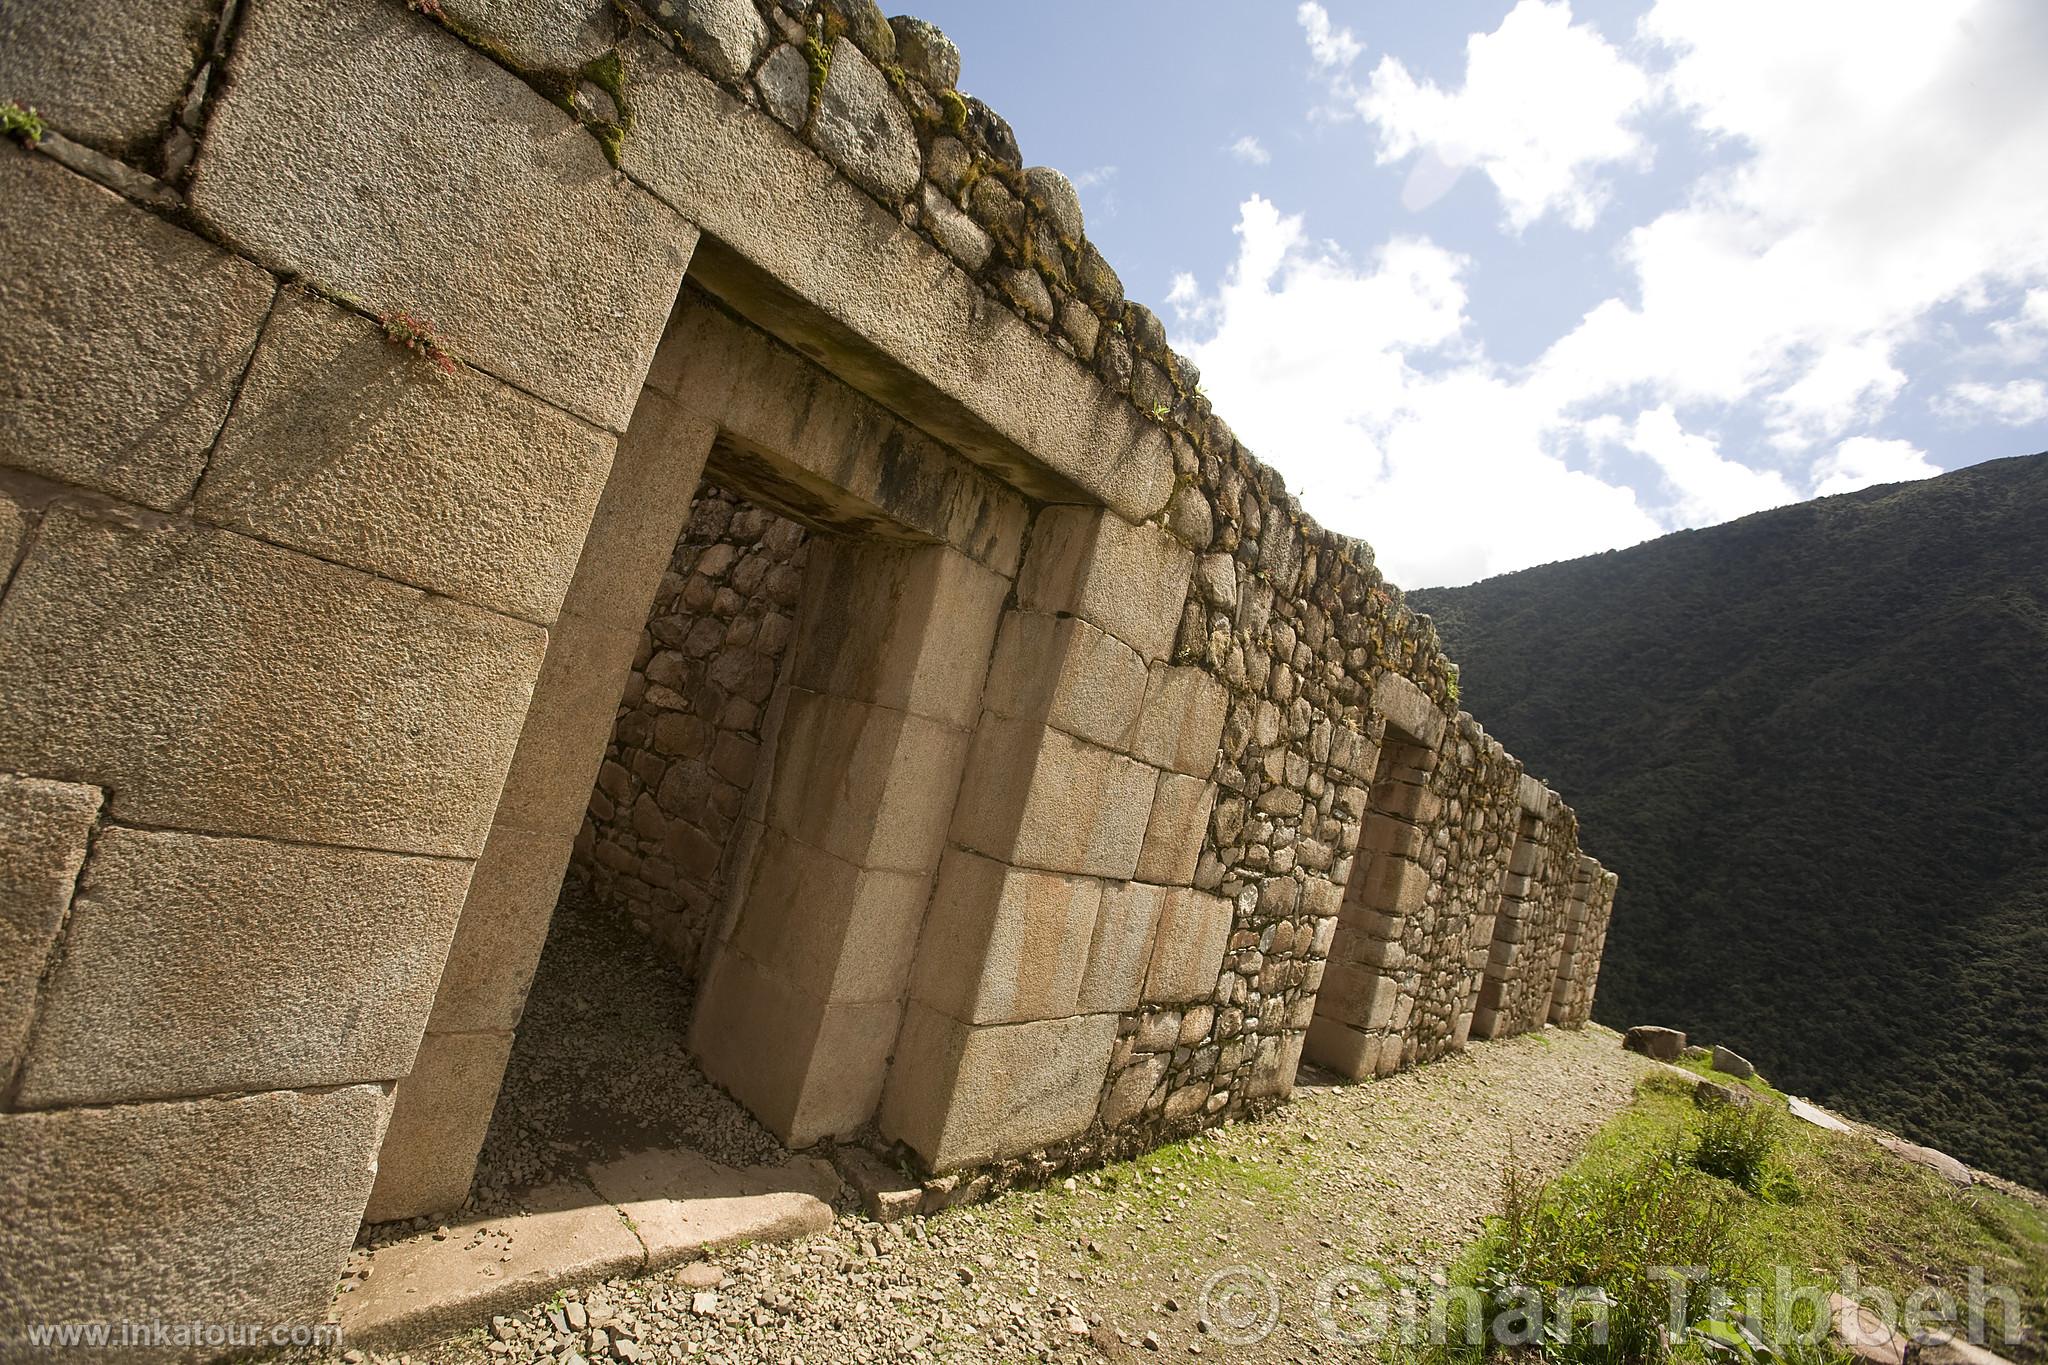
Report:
1416,1074,2045,1365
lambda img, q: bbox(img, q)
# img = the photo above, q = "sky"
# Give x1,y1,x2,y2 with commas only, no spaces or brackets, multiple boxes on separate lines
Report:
908,1,2048,588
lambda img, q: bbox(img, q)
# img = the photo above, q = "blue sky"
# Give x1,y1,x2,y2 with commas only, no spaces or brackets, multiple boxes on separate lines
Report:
911,1,2048,587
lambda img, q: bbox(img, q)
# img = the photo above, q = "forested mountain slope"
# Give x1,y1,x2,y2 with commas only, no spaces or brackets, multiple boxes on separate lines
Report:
1410,452,2048,1190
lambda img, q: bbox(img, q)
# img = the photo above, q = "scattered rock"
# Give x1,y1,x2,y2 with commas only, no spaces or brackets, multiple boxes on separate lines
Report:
1710,1044,1755,1079
1623,1025,1687,1061
1875,1135,1973,1187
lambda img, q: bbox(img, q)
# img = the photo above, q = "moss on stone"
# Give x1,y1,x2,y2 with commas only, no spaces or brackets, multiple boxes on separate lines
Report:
938,88,968,135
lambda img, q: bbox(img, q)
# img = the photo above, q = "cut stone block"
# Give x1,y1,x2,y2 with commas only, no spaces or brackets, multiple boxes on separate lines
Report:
620,39,1175,522
190,0,696,431
0,152,275,510
981,611,1148,751
0,1086,389,1341
879,1006,1118,1170
911,850,1102,1025
341,1180,644,1348
831,1147,924,1222
0,775,102,1085
432,0,623,72
586,1147,837,1270
426,822,577,1035
0,0,215,157
765,689,968,875
1137,772,1215,885
1016,506,1194,662
949,714,1156,878
656,295,1029,576
560,388,717,633
0,509,545,859
1317,960,1401,1032
690,948,900,1147
791,539,1006,730
1303,1015,1379,1080
1130,663,1231,777
1077,881,1166,1014
1142,888,1232,1003
1373,671,1447,749
200,292,615,623
365,1028,515,1223
729,828,929,1005
17,828,471,1106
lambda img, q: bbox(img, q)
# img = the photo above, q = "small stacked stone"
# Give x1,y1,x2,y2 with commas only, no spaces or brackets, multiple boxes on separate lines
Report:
574,484,809,969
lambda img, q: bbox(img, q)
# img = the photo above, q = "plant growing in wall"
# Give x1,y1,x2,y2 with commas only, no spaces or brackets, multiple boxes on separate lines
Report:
379,309,461,375
2,100,44,148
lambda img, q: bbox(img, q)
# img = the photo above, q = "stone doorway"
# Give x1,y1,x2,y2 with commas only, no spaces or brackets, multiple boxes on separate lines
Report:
1469,792,1551,1043
1301,723,1440,1081
363,287,1018,1223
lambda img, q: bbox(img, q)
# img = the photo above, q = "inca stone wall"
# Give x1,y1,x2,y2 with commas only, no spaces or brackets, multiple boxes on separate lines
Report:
575,483,810,968
0,0,1620,1346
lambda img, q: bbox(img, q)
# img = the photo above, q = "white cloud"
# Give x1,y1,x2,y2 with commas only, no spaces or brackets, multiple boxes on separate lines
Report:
1228,135,1271,166
1623,406,1798,523
1297,2,1361,71
1934,379,2048,426
1352,1,1654,229
1988,289,2048,362
1811,437,1942,496
1174,198,1662,587
1534,0,2048,450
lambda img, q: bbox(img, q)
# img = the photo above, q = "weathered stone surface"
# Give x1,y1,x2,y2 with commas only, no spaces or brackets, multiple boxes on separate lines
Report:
587,1147,837,1270
1710,1044,1755,1079
912,851,1102,1024
190,0,695,431
832,1146,924,1222
654,0,769,83
656,293,1029,574
620,42,1175,521
950,715,1156,878
889,16,961,89
755,41,811,128
1017,506,1193,662
982,611,1148,751
428,823,577,1035
0,153,275,510
766,689,967,874
1875,1134,1974,1187
366,1029,515,1222
0,0,214,157
0,509,545,859
0,775,102,1086
728,829,929,1005
1622,1024,1687,1061
1143,888,1232,1003
0,1086,389,1340
921,183,993,270
792,540,1006,730
1024,167,1084,242
881,1007,1118,1170
17,828,471,1106
434,0,620,70
1078,881,1166,1014
200,292,615,622
1374,671,1448,748
690,946,899,1146
810,38,920,202
344,1180,644,1345
1138,772,1216,885
1131,663,1230,777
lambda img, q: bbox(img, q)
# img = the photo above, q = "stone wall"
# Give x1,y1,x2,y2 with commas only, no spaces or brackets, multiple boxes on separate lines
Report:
575,482,810,969
0,0,1624,1341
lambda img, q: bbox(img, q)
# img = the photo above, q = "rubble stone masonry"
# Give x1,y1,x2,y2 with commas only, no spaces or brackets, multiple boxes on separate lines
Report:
0,0,1618,1347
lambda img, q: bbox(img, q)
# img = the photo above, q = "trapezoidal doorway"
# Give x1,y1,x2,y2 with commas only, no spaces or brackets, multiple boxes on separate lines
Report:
364,286,1018,1221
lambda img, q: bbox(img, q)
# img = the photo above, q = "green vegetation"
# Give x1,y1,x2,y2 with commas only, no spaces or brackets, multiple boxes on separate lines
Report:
378,308,460,374
1420,1072,2044,1365
2,100,44,147
1411,452,2048,1190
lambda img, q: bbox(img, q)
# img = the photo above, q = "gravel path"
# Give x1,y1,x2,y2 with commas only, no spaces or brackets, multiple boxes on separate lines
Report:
326,1023,1651,1364
465,887,790,1215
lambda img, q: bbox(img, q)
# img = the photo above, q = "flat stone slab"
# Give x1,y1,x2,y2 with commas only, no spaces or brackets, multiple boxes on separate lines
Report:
1832,1293,1906,1365
339,1181,643,1347
1874,1134,1973,1187
340,1152,842,1348
1788,1096,1853,1132
586,1148,839,1271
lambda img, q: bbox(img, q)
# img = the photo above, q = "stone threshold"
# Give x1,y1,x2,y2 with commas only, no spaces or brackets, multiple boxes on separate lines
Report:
336,1148,842,1350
